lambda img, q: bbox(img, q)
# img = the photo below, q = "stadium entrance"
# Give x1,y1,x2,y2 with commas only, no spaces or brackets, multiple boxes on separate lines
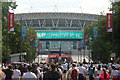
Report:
36,30,83,63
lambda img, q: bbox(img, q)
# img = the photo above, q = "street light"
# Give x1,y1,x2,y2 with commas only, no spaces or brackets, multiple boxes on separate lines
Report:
20,17,22,62
59,43,61,56
58,43,61,63
88,37,92,62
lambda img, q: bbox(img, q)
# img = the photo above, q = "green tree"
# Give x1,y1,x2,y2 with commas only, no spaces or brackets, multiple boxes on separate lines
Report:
85,15,112,63
2,2,17,63
22,28,37,63
2,2,37,63
111,1,120,60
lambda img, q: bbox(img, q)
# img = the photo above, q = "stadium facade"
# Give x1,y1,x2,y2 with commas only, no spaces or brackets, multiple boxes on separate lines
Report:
15,12,99,55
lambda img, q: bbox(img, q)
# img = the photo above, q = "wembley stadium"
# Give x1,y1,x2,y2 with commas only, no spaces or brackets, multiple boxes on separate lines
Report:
15,12,99,62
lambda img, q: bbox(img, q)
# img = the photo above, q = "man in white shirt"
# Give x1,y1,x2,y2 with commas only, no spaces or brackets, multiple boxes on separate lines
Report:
22,66,37,80
111,66,119,80
78,63,87,80
61,63,68,78
12,65,21,80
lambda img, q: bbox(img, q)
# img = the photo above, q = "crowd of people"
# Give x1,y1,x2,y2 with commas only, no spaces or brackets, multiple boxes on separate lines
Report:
0,61,120,80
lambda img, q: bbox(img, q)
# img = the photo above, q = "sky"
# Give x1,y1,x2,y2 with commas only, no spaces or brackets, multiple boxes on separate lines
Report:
13,0,113,15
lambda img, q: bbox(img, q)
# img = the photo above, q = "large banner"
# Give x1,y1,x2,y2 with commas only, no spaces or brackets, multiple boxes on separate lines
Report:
106,13,112,32
8,13,14,31
21,26,26,40
36,30,83,39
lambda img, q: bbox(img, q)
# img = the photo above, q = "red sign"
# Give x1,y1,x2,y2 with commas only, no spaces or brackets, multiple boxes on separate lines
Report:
30,35,34,41
8,13,14,31
85,35,89,40
48,55,71,58
78,42,81,48
106,13,112,32
38,43,42,51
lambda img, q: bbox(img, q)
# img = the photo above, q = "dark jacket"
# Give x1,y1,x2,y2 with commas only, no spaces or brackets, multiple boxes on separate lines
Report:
44,70,60,80
4,69,13,80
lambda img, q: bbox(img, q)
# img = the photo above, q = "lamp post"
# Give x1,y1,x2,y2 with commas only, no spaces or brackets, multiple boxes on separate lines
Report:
58,43,61,63
59,43,61,56
88,37,92,62
0,2,2,63
78,47,81,62
83,29,86,61
20,17,22,62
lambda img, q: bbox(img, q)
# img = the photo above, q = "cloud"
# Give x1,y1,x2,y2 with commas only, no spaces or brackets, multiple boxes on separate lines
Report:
14,3,31,13
14,0,111,14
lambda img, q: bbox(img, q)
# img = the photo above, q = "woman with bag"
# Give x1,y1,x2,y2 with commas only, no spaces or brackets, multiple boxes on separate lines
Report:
67,63,79,80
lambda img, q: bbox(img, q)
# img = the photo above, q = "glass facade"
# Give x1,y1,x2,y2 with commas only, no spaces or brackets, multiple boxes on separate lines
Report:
40,41,78,50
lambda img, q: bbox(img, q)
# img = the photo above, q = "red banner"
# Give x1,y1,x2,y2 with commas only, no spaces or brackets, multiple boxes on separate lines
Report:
8,13,14,31
78,42,81,48
85,35,89,40
30,35,34,41
38,43,42,51
106,13,112,32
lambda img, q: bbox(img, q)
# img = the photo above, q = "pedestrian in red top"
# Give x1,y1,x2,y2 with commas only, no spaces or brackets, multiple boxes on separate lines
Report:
99,68,110,80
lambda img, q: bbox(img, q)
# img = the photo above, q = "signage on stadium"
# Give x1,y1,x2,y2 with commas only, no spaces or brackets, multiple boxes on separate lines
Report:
36,30,83,39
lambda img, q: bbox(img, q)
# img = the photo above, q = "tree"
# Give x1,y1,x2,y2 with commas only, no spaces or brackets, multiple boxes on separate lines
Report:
2,2,37,63
21,28,37,63
2,2,18,63
111,1,120,60
85,15,112,63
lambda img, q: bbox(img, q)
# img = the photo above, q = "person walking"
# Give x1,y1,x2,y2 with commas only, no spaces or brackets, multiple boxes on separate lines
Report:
19,64,27,76
22,66,37,80
0,69,5,80
55,63,63,80
61,62,68,78
94,64,102,80
43,64,60,80
88,63,95,80
4,64,13,80
32,63,41,79
99,68,110,80
111,66,119,80
12,65,21,80
67,63,79,80
78,63,87,80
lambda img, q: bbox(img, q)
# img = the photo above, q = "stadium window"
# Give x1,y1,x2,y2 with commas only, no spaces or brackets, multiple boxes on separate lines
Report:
46,41,50,49
73,41,77,49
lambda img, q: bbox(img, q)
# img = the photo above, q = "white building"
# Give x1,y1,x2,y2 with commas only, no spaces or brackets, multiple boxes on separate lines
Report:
10,52,26,62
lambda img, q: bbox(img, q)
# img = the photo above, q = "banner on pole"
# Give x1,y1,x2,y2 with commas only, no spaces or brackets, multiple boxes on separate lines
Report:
80,40,85,49
106,13,112,32
38,43,42,51
30,35,34,41
93,27,98,40
8,13,14,31
22,26,26,40
85,35,89,40
35,40,39,48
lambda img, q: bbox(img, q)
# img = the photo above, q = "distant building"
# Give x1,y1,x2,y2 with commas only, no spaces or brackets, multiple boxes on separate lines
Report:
15,12,99,55
10,52,26,62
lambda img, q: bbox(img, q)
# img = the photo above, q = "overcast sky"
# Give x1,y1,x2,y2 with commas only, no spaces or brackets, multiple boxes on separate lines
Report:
14,0,112,15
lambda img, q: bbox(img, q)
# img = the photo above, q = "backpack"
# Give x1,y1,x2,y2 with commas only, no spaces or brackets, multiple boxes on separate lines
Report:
71,69,78,80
